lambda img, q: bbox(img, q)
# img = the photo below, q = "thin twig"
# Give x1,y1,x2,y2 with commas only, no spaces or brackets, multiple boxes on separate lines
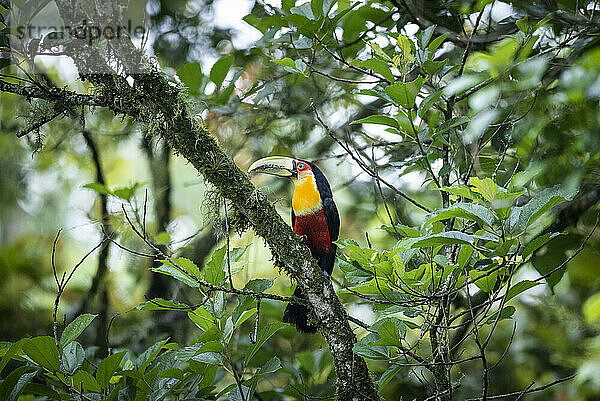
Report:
311,100,431,212
224,199,234,289
463,374,575,401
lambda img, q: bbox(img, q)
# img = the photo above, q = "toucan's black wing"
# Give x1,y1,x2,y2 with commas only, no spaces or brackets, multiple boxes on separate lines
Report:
291,209,296,230
323,197,340,243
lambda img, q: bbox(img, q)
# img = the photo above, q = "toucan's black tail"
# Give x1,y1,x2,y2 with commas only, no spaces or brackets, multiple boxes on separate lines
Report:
283,286,317,334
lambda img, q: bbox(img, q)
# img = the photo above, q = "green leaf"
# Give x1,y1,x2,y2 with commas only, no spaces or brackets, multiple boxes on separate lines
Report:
245,278,274,293
469,270,498,293
60,314,97,349
271,57,295,68
204,246,226,285
311,0,323,18
153,260,199,288
71,370,101,393
424,202,496,228
418,25,435,49
290,2,315,19
507,186,576,234
245,322,285,365
338,257,373,284
22,336,59,372
423,59,447,75
62,341,84,374
96,351,126,390
0,366,36,401
210,55,234,89
135,298,190,311
197,341,223,354
470,177,498,202
112,183,140,201
505,280,540,301
233,308,256,332
351,58,394,82
436,185,476,199
244,356,282,386
0,339,26,375
271,57,308,76
418,89,444,117
207,290,226,318
372,318,406,346
174,257,201,279
457,245,474,269
368,41,392,62
522,232,561,261
172,343,203,363
228,384,251,401
436,116,470,135
583,292,600,324
192,352,223,365
135,339,167,373
154,231,171,244
484,306,516,325
381,224,421,237
412,231,496,248
516,17,529,33
378,363,402,392
159,367,184,381
493,189,527,218
397,34,415,63
221,245,249,278
0,343,10,357
353,333,390,360
352,114,399,130
337,0,350,11
188,306,215,331
177,62,208,94
385,76,425,109
82,182,111,195
20,0,53,21
427,35,447,54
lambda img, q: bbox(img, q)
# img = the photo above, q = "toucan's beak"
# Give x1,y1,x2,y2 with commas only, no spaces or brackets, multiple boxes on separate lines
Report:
248,156,297,178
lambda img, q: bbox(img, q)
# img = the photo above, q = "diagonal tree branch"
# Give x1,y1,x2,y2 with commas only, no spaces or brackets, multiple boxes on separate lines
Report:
9,2,381,399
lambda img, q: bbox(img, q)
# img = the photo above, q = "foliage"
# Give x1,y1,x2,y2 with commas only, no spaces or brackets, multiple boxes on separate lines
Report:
1,0,600,400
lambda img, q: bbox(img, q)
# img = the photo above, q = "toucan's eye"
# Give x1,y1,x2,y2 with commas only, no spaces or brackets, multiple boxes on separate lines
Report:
297,162,306,170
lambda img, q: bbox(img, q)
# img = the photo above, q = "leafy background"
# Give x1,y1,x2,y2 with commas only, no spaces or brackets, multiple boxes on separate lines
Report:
1,0,600,400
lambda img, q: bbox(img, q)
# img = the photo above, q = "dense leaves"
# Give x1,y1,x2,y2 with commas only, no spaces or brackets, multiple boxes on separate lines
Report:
1,0,600,400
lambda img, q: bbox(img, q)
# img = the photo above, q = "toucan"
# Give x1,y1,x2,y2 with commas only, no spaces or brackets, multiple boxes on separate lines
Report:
248,156,340,333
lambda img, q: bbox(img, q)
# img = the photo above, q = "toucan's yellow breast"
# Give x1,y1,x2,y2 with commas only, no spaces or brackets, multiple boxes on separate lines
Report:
292,175,322,215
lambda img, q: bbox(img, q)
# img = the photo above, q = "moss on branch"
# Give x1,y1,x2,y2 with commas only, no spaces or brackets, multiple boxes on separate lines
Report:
7,2,381,398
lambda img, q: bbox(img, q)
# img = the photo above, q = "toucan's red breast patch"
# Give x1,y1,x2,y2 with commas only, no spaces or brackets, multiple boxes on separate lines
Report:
293,208,332,253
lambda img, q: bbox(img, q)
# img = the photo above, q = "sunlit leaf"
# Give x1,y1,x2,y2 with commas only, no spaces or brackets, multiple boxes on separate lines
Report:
385,76,426,109
60,314,97,349
506,280,540,301
245,322,285,365
96,351,126,390
210,55,235,89
22,336,59,372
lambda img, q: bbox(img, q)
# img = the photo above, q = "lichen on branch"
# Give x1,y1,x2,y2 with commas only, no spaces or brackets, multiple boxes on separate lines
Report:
6,2,381,399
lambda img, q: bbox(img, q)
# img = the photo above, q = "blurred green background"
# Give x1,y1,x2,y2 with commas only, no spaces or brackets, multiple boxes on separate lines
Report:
1,0,600,399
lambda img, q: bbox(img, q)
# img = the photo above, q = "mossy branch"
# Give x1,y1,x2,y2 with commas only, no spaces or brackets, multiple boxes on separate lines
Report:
3,2,381,399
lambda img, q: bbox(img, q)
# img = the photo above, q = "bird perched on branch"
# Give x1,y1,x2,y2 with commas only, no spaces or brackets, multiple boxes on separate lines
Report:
248,156,340,333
